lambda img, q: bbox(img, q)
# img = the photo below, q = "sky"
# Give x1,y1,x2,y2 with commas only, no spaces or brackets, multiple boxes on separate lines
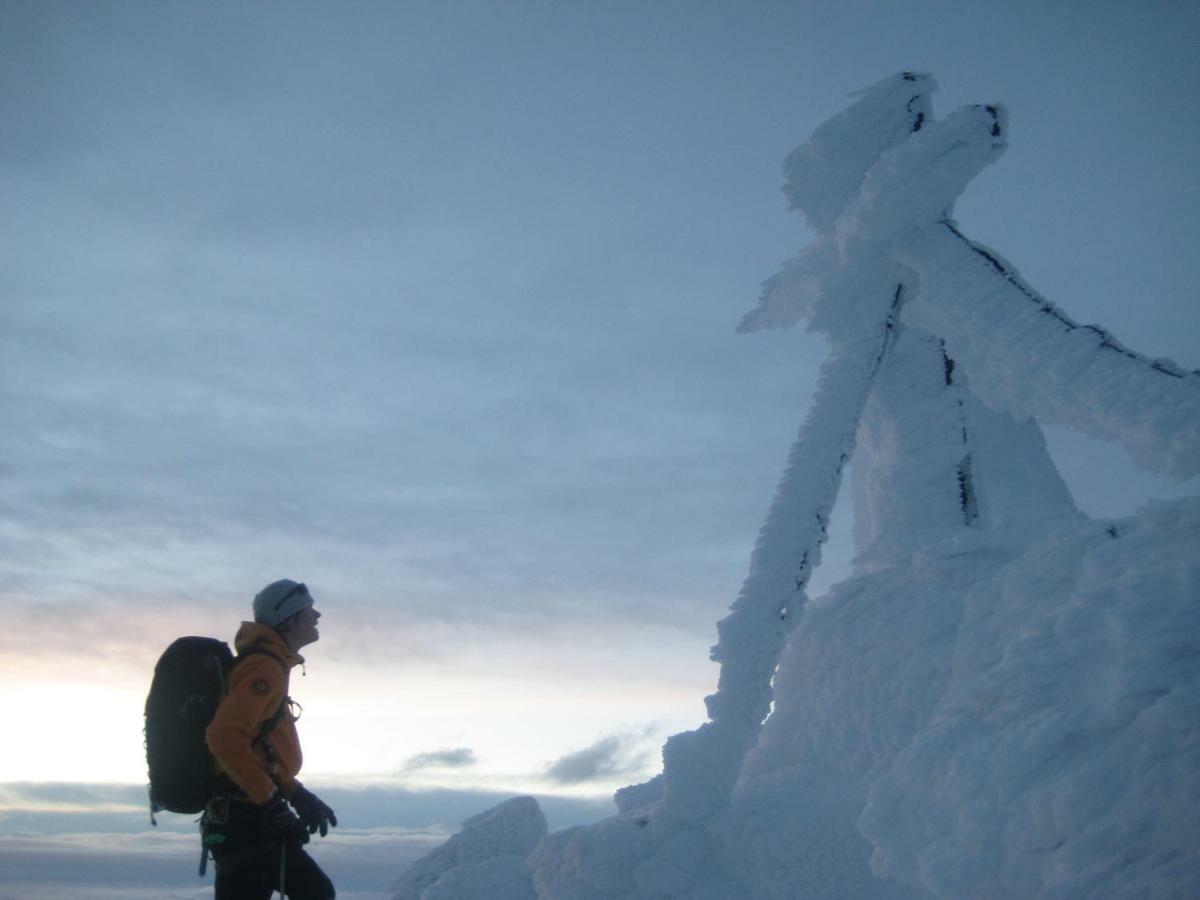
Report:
2,0,1198,894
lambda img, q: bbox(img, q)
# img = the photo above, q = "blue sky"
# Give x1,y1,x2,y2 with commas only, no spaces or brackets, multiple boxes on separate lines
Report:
2,0,1198,894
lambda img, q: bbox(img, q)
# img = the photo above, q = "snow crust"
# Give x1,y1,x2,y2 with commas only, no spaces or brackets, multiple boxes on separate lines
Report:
391,73,1200,898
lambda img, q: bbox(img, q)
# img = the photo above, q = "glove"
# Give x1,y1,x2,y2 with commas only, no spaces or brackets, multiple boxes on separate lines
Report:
262,791,310,845
290,784,338,838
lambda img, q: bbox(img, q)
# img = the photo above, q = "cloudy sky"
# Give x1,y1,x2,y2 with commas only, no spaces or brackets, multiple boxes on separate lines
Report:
2,0,1198,894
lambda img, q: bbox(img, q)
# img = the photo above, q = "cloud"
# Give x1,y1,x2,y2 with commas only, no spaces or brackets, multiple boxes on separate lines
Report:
402,748,478,772
0,781,612,835
0,783,613,895
0,782,146,813
544,733,651,785
0,827,442,899
0,9,818,639
0,781,616,897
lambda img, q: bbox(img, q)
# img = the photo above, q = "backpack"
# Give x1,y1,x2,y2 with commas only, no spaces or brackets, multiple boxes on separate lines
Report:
144,636,287,820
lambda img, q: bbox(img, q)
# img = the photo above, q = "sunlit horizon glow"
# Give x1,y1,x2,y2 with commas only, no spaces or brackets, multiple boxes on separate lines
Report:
1,609,712,793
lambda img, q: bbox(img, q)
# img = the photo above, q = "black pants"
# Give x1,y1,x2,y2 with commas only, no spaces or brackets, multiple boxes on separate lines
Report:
204,800,335,900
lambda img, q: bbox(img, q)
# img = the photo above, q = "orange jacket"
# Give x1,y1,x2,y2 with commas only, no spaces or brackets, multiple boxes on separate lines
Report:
205,622,305,804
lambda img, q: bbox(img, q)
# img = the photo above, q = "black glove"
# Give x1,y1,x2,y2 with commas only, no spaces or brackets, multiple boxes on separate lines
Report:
262,791,310,845
290,784,338,838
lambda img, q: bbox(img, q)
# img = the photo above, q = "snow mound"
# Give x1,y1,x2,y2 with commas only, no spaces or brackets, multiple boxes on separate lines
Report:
527,500,1200,898
390,796,547,900
859,499,1200,897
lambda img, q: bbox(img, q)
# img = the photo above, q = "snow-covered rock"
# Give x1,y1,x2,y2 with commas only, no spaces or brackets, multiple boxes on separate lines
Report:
390,796,547,900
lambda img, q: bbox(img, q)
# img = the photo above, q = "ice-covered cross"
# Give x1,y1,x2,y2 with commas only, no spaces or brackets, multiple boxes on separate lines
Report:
657,72,1200,821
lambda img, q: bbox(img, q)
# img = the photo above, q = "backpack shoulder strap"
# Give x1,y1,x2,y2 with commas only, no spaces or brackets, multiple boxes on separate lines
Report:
234,648,291,746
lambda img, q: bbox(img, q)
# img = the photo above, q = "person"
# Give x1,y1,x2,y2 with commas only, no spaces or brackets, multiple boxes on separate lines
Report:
202,579,338,899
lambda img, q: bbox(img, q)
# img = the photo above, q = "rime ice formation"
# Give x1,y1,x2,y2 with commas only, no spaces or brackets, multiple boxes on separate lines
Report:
392,74,1200,898
390,796,547,900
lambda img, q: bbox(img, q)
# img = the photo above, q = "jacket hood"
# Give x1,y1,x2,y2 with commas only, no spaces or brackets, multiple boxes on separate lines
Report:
233,621,304,669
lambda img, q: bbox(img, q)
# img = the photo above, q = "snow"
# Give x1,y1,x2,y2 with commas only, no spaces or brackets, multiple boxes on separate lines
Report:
389,73,1200,898
389,797,546,900
858,500,1200,897
780,72,934,236
898,224,1200,479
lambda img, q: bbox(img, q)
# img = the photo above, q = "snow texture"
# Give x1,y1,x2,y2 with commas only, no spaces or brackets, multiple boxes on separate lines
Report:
897,224,1200,478
389,796,546,900
857,500,1200,897
397,73,1200,898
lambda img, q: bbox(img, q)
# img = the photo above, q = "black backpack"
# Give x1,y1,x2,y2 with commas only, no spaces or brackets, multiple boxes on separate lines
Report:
144,636,286,820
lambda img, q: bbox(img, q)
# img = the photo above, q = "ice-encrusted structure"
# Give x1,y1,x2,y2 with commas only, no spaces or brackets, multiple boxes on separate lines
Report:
392,74,1200,898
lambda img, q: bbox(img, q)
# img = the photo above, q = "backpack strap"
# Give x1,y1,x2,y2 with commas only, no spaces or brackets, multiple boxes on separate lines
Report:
235,648,292,768
257,693,290,746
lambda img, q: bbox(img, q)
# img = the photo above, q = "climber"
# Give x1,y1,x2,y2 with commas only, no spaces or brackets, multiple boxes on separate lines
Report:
203,579,338,900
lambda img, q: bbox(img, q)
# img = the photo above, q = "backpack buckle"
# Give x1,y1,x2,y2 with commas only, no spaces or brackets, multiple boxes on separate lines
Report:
204,794,231,826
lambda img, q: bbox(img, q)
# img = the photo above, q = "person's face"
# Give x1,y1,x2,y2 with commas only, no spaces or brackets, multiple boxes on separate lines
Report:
283,605,321,650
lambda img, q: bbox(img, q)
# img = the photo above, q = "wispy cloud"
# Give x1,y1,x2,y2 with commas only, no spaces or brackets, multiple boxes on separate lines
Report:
544,732,653,785
402,747,477,772
0,17,833,785
0,782,146,814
